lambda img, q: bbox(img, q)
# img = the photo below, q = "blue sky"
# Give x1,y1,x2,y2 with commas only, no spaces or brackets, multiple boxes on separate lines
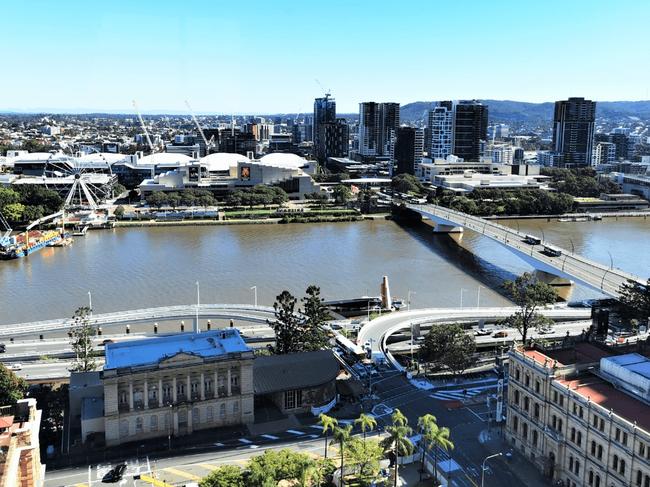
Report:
2,0,649,113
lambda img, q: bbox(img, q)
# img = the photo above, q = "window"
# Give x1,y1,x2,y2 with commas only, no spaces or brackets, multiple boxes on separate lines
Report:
206,406,214,422
233,401,239,413
525,374,530,387
191,382,199,394
285,389,303,410
220,403,226,418
636,470,642,487
514,390,520,405
597,444,603,460
575,460,580,475
535,380,540,394
119,419,129,436
639,443,646,457
622,432,628,446
119,390,128,404
205,379,212,393
523,423,528,440
553,390,558,403
192,407,200,425
534,403,540,419
577,431,582,446
231,373,239,387
613,454,619,470
164,412,171,431
533,430,539,447
571,427,576,442
619,459,626,475
150,415,158,431
524,396,530,412
513,416,519,433
592,414,598,428
591,441,596,456
569,456,574,470
552,415,557,429
616,428,621,442
515,368,520,381
135,417,143,433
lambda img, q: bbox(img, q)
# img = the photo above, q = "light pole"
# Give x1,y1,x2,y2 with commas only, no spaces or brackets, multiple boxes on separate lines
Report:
87,291,92,316
477,285,484,309
481,452,503,487
250,286,257,307
607,250,614,270
195,281,200,333
407,290,416,311
460,288,467,309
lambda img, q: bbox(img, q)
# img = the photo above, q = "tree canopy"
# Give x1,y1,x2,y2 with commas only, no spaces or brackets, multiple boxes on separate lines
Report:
617,278,650,321
420,323,476,375
0,364,27,406
503,272,557,345
392,173,424,195
69,307,98,372
0,186,62,225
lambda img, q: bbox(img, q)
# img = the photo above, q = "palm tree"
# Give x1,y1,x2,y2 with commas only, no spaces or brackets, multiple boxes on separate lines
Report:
424,424,454,483
319,413,338,459
382,410,414,487
355,413,378,444
331,424,353,487
417,414,438,480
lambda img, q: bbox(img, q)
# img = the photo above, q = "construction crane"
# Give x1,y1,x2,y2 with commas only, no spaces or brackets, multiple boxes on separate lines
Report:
185,100,215,152
0,211,11,245
132,100,156,153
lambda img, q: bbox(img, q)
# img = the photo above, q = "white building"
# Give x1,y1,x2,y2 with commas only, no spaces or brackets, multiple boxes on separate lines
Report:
427,104,454,159
485,143,514,165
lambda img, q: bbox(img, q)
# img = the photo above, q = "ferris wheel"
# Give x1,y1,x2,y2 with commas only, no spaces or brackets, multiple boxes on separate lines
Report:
44,154,114,209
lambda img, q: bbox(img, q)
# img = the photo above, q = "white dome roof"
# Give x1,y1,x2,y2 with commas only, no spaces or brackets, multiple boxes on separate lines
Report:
138,153,193,166
259,153,308,169
12,152,61,163
200,153,247,172
77,152,128,164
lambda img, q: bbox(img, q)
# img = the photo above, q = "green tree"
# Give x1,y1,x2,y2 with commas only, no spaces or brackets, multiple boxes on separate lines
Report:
246,449,315,487
345,438,384,486
392,173,424,195
268,290,302,354
617,278,650,321
381,409,413,487
301,285,331,351
27,384,68,452
332,185,352,204
199,465,245,487
112,183,127,198
69,307,97,372
113,205,125,219
3,202,25,223
319,413,338,459
198,194,216,208
146,191,168,209
167,192,181,208
503,272,557,345
0,187,21,210
331,424,353,487
0,364,27,406
355,412,377,444
421,418,454,483
420,323,476,375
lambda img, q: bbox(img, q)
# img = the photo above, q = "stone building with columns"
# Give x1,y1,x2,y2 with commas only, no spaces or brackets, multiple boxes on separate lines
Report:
102,329,254,447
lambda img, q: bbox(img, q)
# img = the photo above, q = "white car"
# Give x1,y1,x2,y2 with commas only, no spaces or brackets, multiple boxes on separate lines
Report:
474,328,491,336
8,363,22,371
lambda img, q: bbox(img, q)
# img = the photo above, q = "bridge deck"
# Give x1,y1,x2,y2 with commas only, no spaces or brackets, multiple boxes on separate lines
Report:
406,203,645,297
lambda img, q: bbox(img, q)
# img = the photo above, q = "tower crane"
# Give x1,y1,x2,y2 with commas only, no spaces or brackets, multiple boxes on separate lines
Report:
0,211,12,246
132,100,156,154
185,100,215,153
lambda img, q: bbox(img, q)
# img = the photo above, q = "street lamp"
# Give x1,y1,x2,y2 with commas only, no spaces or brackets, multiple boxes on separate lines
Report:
607,250,614,270
250,286,257,307
481,452,503,487
195,281,200,333
407,290,416,312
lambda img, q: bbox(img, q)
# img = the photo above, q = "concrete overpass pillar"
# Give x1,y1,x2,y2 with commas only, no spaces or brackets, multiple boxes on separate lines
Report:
432,223,464,233
534,270,573,288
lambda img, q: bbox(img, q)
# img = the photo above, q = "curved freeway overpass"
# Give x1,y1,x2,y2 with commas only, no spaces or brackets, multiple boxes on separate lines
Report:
357,307,592,368
0,304,278,338
405,202,646,297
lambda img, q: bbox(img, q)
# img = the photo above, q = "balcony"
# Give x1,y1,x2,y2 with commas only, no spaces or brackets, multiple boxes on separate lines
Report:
133,400,145,411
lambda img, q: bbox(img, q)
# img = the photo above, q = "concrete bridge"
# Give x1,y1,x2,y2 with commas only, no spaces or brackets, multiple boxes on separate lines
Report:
0,304,278,339
404,202,646,297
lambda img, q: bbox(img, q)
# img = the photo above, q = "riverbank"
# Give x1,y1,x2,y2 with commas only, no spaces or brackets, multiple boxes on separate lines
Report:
484,210,650,221
113,213,392,227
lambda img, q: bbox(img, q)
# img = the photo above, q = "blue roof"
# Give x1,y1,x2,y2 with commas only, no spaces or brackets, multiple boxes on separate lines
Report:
104,329,251,370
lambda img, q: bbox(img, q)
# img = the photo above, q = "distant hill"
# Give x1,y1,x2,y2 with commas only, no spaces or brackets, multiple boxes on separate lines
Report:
400,100,650,123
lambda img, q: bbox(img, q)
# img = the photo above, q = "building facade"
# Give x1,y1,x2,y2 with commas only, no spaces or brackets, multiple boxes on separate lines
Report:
594,141,617,166
313,94,337,161
358,102,400,159
102,330,255,446
506,343,650,487
427,102,454,160
452,100,488,162
553,97,596,168
394,127,424,175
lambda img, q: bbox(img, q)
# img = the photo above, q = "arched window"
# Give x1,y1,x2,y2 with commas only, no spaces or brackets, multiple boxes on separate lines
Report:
192,407,200,425
206,406,214,422
612,454,619,470
619,459,625,475
220,403,226,418
150,415,158,431
135,416,143,432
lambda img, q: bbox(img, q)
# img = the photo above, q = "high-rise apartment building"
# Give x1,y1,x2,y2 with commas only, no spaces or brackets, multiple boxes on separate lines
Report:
428,102,454,159
313,94,336,162
394,126,424,175
453,100,488,162
318,118,349,163
594,141,617,166
358,102,400,158
552,97,596,168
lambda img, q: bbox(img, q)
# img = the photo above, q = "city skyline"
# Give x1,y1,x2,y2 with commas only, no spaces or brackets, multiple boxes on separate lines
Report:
2,0,650,114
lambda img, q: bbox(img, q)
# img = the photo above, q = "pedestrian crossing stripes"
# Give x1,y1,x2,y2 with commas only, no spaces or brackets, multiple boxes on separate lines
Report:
286,429,305,435
310,425,324,430
261,434,280,440
239,438,253,444
429,383,499,401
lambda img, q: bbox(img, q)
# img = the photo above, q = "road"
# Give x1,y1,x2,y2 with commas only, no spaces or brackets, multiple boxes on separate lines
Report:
406,202,645,297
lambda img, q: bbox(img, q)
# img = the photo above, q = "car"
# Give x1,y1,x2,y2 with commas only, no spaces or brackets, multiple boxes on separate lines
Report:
492,331,508,338
0,343,5,353
103,463,127,483
100,338,114,346
538,327,553,335
8,363,22,371
474,328,491,336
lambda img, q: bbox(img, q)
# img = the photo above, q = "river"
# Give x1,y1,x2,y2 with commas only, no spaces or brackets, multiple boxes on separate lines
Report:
1,217,649,324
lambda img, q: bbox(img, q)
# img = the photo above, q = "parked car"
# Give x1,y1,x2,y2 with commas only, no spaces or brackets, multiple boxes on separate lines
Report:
8,363,22,371
474,328,491,336
492,331,508,338
0,343,5,353
103,463,127,483
537,327,553,335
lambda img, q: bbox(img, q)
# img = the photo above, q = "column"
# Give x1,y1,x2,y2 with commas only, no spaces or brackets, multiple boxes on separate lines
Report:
128,381,134,411
187,374,191,401
200,372,205,401
158,378,163,407
144,379,149,409
214,370,219,398
172,377,177,403
227,368,232,396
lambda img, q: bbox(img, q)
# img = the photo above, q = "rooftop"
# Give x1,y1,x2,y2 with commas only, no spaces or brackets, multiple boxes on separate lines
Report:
521,342,613,367
253,350,340,395
104,329,251,370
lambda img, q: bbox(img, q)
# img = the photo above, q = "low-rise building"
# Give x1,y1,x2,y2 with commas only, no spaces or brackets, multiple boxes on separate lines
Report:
507,343,650,487
101,329,255,446
0,398,45,487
